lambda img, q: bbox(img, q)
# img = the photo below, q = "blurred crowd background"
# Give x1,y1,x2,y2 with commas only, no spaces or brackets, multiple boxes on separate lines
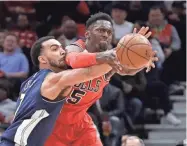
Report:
0,1,186,146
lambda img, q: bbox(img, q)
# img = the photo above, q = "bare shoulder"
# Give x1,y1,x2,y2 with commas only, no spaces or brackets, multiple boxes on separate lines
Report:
41,72,62,99
65,45,84,53
41,72,56,90
43,72,56,81
42,71,64,86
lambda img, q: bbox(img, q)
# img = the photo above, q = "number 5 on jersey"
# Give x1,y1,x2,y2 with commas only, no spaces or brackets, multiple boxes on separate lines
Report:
67,89,86,104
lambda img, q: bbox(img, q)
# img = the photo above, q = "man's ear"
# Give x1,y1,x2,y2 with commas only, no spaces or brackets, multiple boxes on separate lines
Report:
85,31,90,39
38,56,47,64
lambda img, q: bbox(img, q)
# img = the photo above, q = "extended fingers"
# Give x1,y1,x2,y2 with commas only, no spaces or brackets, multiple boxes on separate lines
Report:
142,27,149,35
137,27,145,35
144,31,152,38
145,61,155,73
153,57,159,62
152,50,157,56
151,62,155,68
151,51,159,62
146,66,151,73
138,27,149,35
134,26,152,39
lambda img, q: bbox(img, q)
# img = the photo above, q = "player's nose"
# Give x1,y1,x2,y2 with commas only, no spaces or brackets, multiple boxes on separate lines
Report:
101,32,109,40
60,50,66,56
102,31,108,37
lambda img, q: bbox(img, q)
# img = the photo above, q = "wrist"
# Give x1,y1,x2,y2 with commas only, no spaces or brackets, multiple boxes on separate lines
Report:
95,52,104,64
95,50,112,64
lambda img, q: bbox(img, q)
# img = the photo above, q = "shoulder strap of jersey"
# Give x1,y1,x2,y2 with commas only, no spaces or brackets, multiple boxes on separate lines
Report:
71,39,86,50
20,69,52,93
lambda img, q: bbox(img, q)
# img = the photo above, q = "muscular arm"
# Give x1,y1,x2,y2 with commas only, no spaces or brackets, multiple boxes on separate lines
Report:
41,64,112,100
65,45,98,68
65,45,114,69
65,44,144,77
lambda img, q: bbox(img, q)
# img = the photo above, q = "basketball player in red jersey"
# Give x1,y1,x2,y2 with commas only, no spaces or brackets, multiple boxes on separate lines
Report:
45,12,158,146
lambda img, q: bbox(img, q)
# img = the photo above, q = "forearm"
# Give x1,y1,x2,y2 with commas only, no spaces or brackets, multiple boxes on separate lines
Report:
65,50,114,69
41,64,112,99
65,52,98,68
58,63,112,87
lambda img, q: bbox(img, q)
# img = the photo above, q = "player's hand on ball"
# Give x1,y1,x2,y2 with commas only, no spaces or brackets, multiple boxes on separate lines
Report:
133,26,152,39
145,51,158,73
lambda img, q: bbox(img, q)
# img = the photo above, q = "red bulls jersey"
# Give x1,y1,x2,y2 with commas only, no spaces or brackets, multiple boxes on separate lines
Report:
57,39,109,124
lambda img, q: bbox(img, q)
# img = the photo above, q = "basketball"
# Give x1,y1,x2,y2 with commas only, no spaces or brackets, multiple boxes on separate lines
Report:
116,33,153,69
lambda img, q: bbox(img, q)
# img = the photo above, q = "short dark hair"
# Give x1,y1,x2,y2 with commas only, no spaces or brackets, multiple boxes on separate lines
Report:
30,36,54,67
112,2,128,12
86,12,113,29
149,5,165,14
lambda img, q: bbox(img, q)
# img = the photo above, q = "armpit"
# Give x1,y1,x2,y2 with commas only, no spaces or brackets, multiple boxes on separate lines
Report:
55,86,73,101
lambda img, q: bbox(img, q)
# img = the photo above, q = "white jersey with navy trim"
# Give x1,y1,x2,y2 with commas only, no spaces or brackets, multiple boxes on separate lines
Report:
1,69,65,146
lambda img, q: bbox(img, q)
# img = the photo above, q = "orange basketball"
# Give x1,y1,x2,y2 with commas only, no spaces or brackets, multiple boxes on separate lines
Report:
116,33,152,69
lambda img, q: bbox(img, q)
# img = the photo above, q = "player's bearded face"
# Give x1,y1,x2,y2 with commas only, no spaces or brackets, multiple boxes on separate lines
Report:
42,39,68,70
48,57,67,69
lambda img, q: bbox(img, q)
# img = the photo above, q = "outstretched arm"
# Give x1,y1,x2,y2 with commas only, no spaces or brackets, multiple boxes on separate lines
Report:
65,45,121,73
65,27,158,74
65,45,97,68
41,63,112,100
65,45,116,69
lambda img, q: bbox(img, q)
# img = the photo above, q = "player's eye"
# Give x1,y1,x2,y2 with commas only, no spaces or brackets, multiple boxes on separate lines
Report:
107,31,112,36
51,46,58,51
98,29,104,33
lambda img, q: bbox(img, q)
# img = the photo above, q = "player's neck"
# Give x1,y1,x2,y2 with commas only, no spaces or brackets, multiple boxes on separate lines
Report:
40,64,62,73
50,66,63,73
